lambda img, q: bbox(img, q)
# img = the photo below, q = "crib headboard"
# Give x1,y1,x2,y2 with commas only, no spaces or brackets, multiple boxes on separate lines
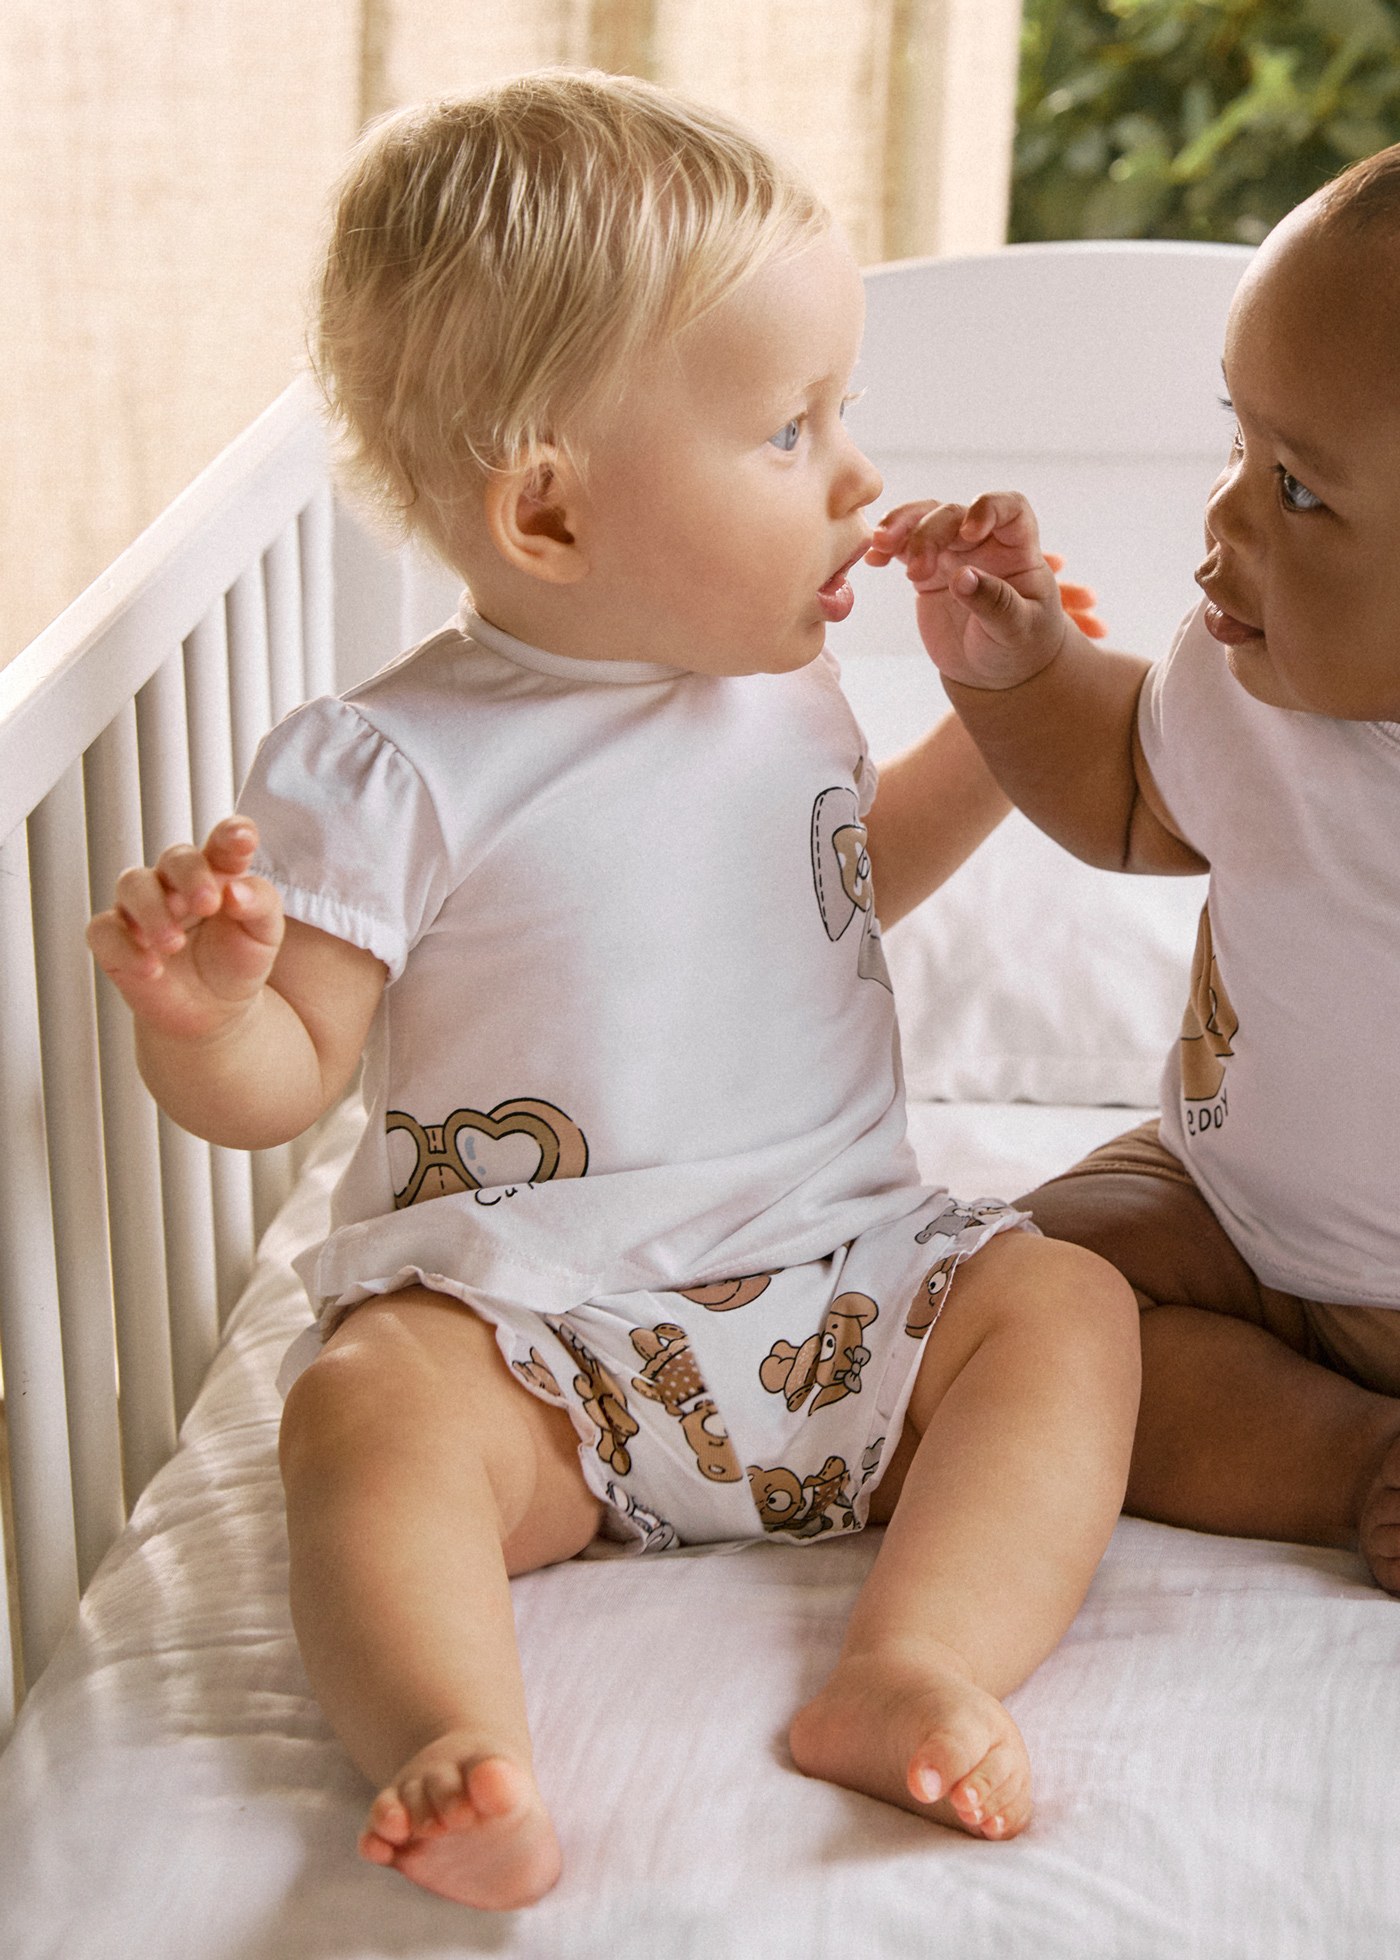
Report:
0,242,1252,1736
0,376,406,1726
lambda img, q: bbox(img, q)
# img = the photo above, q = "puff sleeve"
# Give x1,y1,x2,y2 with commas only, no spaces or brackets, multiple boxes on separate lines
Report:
236,697,452,981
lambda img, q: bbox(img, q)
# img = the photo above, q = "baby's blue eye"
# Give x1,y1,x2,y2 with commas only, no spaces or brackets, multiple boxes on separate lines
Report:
1278,468,1323,513
769,418,802,452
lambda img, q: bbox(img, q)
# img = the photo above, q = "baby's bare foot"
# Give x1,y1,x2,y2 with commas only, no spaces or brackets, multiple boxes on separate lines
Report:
1359,1431,1400,1595
789,1642,1032,1840
358,1739,561,1909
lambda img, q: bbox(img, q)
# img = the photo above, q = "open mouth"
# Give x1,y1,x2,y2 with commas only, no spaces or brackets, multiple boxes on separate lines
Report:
817,543,870,625
1198,585,1264,647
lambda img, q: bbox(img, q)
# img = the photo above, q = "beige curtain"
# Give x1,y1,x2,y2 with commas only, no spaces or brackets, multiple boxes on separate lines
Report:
1,0,1022,667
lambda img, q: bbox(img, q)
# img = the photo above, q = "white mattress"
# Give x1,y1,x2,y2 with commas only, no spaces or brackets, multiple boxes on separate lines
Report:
2,1097,1398,1959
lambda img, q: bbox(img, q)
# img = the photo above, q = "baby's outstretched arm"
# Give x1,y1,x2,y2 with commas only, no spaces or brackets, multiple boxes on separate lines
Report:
88,816,384,1149
871,494,1204,875
863,715,1011,927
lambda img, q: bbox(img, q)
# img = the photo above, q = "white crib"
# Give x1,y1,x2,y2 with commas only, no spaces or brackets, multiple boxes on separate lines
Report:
3,242,1398,1960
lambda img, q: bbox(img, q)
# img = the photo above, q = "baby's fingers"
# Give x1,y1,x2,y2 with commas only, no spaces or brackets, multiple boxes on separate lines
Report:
1056,583,1107,639
868,499,963,567
211,873,284,955
956,491,1041,554
946,564,1052,651
116,818,260,952
111,861,195,956
157,818,259,927
87,906,169,987
202,815,260,875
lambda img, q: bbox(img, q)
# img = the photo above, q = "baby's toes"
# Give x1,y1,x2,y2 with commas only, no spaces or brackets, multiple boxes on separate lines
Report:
948,1740,1032,1840
363,1788,413,1848
1360,1438,1400,1593
418,1761,473,1829
914,1724,1030,1841
359,1789,415,1866
467,1755,534,1820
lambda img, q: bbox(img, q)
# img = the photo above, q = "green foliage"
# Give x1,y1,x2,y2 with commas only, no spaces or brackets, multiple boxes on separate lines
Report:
1012,0,1400,243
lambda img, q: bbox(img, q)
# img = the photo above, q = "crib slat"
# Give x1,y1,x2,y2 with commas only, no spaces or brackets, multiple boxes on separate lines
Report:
0,379,331,847
84,711,179,1504
183,609,257,1317
227,566,273,794
300,486,336,698
184,606,238,842
240,545,300,1239
26,768,126,1588
135,654,223,1424
0,826,82,1704
265,522,305,726
251,1144,296,1248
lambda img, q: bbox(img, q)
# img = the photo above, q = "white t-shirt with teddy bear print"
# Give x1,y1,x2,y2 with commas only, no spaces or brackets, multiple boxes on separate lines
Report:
239,606,936,1323
1139,602,1400,1308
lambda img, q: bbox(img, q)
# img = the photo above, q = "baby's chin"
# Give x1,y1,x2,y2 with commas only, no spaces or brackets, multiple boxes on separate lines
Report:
1222,636,1392,720
1222,637,1301,712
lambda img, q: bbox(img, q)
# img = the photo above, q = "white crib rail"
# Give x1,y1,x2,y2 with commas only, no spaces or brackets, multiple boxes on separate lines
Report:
0,377,360,1729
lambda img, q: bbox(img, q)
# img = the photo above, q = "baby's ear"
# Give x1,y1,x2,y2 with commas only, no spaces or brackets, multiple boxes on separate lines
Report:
484,449,589,585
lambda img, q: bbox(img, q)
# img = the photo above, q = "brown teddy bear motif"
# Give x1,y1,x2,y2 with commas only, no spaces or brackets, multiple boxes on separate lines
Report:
548,1318,638,1477
602,1482,678,1554
904,1255,959,1340
747,1455,856,1537
904,1196,1009,1338
386,1098,588,1208
511,1346,567,1404
1180,901,1238,1103
630,1323,742,1483
758,1291,878,1412
672,1274,773,1311
810,785,892,991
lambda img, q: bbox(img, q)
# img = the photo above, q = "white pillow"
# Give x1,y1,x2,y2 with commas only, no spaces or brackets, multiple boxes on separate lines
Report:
844,652,1205,1108
885,812,1203,1105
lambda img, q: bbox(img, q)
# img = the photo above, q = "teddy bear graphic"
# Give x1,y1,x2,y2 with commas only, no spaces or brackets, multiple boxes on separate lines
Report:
1179,902,1238,1103
602,1483,679,1554
810,785,892,991
904,1254,958,1340
547,1318,639,1477
747,1455,857,1537
905,1200,1011,1337
672,1274,774,1311
758,1291,878,1413
511,1346,567,1405
630,1323,742,1483
385,1098,588,1208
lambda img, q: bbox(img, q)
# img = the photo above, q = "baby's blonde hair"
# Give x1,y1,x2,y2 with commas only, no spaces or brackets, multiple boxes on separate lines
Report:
314,69,829,566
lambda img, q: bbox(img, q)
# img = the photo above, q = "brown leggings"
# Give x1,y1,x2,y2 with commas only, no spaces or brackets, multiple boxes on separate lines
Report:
1020,1120,1400,1397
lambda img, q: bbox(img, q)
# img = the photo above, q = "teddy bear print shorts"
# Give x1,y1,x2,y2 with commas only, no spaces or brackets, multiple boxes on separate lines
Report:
468,1189,1031,1553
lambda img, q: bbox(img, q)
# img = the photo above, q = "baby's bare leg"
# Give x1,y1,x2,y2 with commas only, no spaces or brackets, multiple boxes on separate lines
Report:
790,1233,1139,1838
1024,1165,1400,1587
278,1288,600,1909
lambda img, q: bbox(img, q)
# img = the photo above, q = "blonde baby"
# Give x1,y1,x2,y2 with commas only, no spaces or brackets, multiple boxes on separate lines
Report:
89,72,1139,1910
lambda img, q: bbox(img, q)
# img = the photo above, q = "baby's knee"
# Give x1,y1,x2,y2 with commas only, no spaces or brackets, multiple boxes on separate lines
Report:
970,1231,1140,1372
278,1340,378,1483
981,1225,1131,1310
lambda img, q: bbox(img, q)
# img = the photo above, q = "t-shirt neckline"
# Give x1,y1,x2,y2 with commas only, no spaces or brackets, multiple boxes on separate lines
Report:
459,603,681,686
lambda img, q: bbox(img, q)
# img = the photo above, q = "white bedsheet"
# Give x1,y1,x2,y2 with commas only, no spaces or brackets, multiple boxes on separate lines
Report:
3,1098,1398,1960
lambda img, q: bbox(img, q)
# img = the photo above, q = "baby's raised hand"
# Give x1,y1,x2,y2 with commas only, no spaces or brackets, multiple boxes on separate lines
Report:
87,817,284,1042
869,493,1070,691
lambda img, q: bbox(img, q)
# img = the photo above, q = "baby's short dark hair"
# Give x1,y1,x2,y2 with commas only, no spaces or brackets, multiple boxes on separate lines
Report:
1317,142,1400,238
